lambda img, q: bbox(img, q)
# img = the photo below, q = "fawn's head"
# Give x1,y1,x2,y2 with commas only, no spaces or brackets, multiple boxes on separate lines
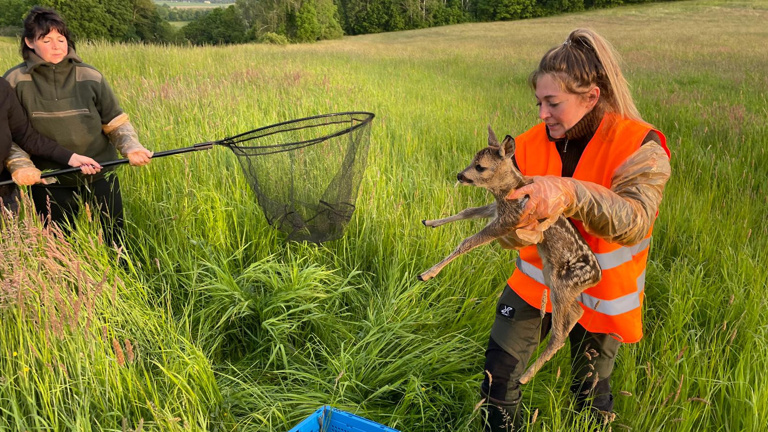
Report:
456,126,527,195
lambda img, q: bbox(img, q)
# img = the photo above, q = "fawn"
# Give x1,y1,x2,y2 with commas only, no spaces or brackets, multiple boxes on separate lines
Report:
418,126,602,384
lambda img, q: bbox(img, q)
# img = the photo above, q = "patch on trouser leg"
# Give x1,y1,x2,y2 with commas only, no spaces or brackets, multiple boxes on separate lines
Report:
489,286,552,392
497,302,516,319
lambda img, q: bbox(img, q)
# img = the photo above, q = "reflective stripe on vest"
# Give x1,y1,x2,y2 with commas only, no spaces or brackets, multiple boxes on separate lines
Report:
577,270,646,316
516,236,651,316
595,237,651,270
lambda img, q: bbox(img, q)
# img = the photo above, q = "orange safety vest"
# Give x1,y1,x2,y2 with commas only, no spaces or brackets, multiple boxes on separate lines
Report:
508,113,670,343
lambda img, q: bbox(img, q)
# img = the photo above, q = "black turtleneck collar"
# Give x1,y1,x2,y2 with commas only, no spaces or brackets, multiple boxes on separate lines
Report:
545,107,604,178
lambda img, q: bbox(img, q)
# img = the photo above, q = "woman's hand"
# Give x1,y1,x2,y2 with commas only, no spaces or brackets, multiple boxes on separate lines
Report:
126,148,153,166
507,176,577,231
68,154,102,175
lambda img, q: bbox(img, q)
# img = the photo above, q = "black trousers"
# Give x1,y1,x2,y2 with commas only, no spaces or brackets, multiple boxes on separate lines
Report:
31,175,124,245
482,285,619,412
0,185,20,213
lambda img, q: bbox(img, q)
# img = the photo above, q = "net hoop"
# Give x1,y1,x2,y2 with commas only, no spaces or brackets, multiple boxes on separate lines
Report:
226,111,375,156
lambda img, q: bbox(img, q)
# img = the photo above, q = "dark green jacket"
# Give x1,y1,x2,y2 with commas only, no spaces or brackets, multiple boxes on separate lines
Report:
4,49,123,185
1,77,72,180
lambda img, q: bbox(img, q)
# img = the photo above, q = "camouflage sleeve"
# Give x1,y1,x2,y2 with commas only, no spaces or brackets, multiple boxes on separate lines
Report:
566,142,672,245
103,113,146,156
5,143,36,173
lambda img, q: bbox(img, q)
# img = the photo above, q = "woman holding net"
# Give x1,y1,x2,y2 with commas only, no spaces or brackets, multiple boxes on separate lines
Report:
3,7,153,243
2,76,101,213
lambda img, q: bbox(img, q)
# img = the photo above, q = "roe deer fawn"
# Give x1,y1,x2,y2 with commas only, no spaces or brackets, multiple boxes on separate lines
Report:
418,126,602,384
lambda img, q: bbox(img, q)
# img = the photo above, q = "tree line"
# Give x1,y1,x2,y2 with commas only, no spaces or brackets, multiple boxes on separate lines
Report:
156,4,211,22
0,0,667,45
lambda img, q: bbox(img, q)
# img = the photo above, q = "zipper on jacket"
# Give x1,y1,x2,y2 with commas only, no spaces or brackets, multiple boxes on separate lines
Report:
52,65,58,100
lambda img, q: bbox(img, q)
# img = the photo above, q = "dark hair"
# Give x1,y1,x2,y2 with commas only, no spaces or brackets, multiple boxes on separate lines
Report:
529,28,641,122
21,7,75,60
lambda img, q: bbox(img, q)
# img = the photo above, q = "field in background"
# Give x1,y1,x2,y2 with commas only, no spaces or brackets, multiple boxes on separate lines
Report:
154,1,234,8
1,0,767,431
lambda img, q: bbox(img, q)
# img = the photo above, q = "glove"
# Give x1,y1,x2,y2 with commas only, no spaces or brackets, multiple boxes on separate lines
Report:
506,176,577,230
11,166,42,186
497,229,536,250
103,113,153,166
125,148,153,166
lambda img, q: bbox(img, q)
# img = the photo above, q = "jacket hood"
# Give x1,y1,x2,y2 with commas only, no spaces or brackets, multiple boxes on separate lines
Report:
24,48,82,74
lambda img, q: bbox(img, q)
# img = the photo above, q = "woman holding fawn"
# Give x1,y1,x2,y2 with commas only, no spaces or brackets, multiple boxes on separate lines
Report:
480,28,672,430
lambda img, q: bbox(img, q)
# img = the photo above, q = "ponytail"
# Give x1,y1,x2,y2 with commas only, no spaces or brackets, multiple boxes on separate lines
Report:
529,28,642,122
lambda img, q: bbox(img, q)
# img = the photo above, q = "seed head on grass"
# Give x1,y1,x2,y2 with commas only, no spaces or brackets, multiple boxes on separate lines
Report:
113,338,126,367
673,374,684,403
125,339,136,364
676,346,688,361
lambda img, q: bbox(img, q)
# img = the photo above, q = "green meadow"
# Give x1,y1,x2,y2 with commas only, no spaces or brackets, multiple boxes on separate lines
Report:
1,0,767,430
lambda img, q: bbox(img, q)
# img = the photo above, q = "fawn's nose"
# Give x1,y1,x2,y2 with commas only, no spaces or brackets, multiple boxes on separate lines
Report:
457,172,471,183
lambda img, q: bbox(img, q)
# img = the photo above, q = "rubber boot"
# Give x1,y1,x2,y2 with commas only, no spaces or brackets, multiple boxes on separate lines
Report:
480,395,521,432
571,377,616,428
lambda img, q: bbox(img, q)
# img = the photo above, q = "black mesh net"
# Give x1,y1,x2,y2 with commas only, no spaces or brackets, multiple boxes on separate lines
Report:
227,112,374,243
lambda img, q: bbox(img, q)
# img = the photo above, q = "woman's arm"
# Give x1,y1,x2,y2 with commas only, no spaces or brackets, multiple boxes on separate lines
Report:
566,142,672,245
103,113,153,166
95,76,153,166
508,142,672,246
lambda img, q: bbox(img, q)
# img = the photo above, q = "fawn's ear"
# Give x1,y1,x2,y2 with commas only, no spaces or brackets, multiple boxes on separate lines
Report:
488,125,500,148
501,135,516,158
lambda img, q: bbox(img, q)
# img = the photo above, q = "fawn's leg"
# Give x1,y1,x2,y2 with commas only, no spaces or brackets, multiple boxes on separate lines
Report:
518,281,584,384
418,222,510,281
423,203,496,228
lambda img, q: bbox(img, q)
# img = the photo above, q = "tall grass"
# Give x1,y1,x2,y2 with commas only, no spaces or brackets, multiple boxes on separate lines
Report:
2,0,767,430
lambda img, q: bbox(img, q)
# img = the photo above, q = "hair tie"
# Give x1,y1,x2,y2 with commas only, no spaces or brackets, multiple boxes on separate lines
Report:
563,39,571,46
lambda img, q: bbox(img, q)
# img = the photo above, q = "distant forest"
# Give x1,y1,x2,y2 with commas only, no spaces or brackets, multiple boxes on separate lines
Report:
0,0,671,45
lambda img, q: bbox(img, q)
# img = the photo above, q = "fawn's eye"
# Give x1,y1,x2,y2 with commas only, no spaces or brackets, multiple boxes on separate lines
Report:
475,165,486,172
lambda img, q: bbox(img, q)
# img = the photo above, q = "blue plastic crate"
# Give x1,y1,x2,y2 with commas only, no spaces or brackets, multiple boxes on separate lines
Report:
288,406,400,432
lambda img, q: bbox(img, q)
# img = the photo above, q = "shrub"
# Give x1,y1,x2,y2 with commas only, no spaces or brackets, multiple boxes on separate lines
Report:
259,31,290,45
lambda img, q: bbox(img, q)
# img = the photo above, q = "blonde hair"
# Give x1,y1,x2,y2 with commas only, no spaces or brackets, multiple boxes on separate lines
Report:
529,28,642,122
